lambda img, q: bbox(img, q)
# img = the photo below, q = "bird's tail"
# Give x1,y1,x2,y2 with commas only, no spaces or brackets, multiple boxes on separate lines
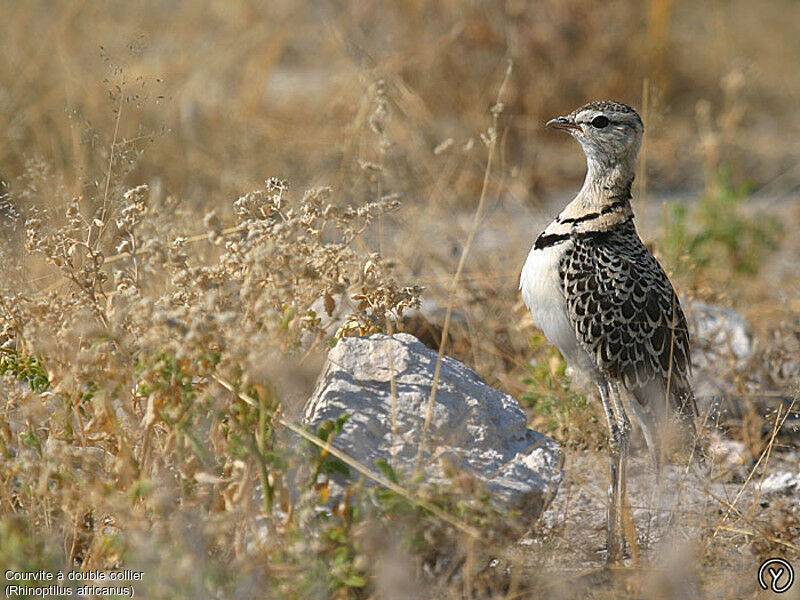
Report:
631,376,702,467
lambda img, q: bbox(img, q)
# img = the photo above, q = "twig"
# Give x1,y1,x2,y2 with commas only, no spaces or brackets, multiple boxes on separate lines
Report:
415,60,513,472
706,486,800,552
712,400,795,536
94,88,124,250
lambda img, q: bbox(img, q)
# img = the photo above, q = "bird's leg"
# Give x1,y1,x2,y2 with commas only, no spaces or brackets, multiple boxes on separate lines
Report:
609,381,634,560
650,426,666,540
608,381,631,502
598,381,623,562
629,401,664,537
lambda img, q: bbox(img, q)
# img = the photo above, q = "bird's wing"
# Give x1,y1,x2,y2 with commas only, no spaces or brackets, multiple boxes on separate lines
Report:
558,219,696,420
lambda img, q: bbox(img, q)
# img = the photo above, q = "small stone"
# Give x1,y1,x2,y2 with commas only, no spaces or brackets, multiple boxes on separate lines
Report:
705,435,748,468
760,471,800,496
689,301,753,370
687,301,753,407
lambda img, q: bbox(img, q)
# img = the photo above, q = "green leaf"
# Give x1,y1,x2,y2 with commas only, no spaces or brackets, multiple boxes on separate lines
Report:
341,574,366,588
334,412,349,433
374,458,398,483
320,458,350,477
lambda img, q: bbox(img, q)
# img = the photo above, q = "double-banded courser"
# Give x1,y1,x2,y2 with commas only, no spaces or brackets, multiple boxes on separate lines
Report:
520,101,697,561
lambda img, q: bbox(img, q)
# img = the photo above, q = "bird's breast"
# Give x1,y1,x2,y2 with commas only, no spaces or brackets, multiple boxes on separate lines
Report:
520,238,600,380
520,241,577,353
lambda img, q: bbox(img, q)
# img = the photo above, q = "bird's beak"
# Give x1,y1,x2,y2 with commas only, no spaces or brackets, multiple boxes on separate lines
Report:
545,115,581,133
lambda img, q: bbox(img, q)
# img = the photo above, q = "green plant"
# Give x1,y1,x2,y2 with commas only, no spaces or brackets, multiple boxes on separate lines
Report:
520,333,605,449
308,414,351,498
662,166,782,278
0,347,50,393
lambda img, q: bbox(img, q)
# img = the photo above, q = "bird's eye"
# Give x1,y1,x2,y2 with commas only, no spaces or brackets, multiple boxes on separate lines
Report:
591,116,610,128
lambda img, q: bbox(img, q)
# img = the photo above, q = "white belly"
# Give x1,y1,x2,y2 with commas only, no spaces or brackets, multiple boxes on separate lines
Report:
519,242,598,379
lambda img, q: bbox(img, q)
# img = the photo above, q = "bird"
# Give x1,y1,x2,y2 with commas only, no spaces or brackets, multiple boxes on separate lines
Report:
519,100,697,562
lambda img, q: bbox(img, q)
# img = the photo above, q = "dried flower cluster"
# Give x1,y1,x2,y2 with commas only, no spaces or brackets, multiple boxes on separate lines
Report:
1,163,424,594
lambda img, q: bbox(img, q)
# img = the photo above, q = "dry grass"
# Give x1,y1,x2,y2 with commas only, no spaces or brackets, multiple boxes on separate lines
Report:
1,1,799,598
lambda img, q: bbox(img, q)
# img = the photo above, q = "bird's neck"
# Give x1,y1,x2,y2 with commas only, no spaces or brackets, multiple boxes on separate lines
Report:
554,154,636,232
575,154,636,208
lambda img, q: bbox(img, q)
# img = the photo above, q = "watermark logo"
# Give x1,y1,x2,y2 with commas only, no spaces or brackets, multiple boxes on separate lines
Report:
758,558,794,594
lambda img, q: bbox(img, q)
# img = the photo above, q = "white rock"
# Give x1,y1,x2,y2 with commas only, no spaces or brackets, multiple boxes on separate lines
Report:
706,436,748,468
687,301,754,404
303,333,562,516
689,301,753,370
760,471,800,496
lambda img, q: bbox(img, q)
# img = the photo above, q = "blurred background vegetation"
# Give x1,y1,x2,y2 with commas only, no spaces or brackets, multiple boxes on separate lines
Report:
3,0,800,205
1,1,798,598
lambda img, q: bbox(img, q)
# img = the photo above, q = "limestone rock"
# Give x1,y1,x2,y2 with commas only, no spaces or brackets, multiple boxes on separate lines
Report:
687,301,754,408
760,471,800,496
689,301,753,370
303,333,562,516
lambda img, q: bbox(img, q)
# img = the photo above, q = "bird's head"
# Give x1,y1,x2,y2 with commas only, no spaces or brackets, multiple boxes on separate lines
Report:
546,101,643,175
